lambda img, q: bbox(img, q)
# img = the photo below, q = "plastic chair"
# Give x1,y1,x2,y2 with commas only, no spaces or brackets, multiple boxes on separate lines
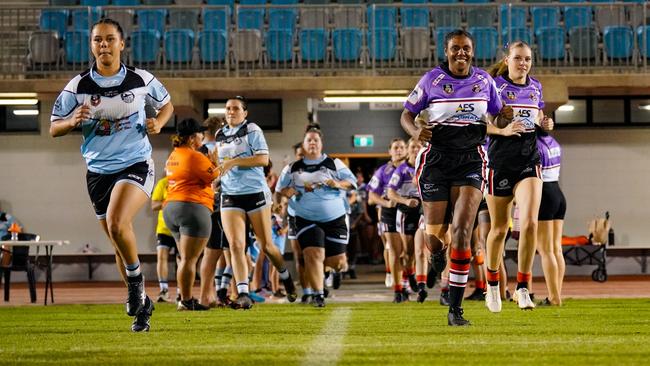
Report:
535,26,566,61
50,0,77,5
199,29,228,64
368,27,397,61
142,0,173,5
637,25,650,58
28,30,60,66
432,7,461,28
112,0,141,5
164,29,195,63
569,26,598,61
402,27,430,60
531,7,560,34
266,28,294,63
71,8,103,31
367,7,397,30
500,5,528,31
299,8,329,29
333,28,363,62
0,233,40,303
105,9,135,37
564,6,593,32
269,9,297,32
232,29,263,63
238,9,264,31
603,25,633,59
401,7,429,29
203,8,230,32
39,10,69,39
169,9,200,32
502,26,532,46
435,26,456,60
299,28,327,62
80,0,109,5
466,7,496,28
131,29,161,65
64,29,90,64
469,26,498,62
137,9,167,36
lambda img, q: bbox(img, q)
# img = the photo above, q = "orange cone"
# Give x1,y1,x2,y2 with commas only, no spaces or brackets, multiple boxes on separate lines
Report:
8,222,22,233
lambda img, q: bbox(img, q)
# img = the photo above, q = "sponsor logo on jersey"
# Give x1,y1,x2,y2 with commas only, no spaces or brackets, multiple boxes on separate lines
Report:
121,91,135,103
407,87,422,104
54,96,62,113
456,103,475,113
442,84,454,94
127,173,144,182
432,73,445,86
506,91,516,100
472,84,482,93
466,173,481,181
498,179,509,188
529,92,538,102
91,94,101,106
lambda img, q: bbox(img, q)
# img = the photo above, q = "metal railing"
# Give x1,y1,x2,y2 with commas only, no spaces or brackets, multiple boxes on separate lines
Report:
0,2,648,79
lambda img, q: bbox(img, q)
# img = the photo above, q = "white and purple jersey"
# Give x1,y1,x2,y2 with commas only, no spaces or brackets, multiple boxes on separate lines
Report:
404,63,503,152
488,75,545,170
537,134,561,182
387,161,419,199
367,162,398,198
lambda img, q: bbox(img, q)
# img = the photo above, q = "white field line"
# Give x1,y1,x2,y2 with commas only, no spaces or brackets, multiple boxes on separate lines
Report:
301,307,352,366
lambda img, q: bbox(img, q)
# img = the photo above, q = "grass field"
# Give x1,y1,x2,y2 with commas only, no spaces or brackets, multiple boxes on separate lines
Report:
1,299,649,365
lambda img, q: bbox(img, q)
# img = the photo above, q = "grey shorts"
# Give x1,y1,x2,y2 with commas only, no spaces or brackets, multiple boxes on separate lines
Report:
163,201,212,242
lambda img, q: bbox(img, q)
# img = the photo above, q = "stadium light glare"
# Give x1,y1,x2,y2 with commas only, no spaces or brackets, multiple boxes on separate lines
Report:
13,109,39,116
207,108,226,114
0,92,37,98
558,105,575,112
637,104,650,111
0,99,38,105
322,96,407,103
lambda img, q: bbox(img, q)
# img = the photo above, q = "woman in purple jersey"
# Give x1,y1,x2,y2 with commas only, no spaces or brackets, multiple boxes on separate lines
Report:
401,29,513,326
483,41,554,313
536,127,566,306
367,138,406,298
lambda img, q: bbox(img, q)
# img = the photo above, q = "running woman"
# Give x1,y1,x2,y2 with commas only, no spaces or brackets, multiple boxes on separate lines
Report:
276,124,357,307
49,18,173,332
367,139,407,301
216,96,297,309
401,29,512,326
483,41,554,313
536,127,566,306
387,138,424,302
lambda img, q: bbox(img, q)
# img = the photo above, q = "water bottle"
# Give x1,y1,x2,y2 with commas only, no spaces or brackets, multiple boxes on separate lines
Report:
606,211,614,246
11,231,17,241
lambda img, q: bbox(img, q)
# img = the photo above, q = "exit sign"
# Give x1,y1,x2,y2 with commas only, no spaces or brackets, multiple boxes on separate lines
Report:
353,134,374,147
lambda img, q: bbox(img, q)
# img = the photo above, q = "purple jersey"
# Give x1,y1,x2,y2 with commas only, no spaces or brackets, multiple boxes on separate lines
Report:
387,161,419,198
367,162,398,197
404,63,503,152
537,134,561,182
488,75,545,170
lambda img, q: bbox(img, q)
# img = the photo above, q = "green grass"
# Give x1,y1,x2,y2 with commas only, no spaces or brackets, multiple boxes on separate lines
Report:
1,299,649,365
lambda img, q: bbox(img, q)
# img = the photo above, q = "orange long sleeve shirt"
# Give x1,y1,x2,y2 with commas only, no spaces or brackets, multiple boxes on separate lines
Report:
165,147,220,211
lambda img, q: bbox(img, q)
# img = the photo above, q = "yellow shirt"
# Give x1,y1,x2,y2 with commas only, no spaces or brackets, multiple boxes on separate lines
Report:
152,176,172,236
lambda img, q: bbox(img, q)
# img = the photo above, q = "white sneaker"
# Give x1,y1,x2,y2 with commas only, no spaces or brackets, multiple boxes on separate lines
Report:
485,284,502,313
385,273,393,288
325,272,334,288
516,288,535,310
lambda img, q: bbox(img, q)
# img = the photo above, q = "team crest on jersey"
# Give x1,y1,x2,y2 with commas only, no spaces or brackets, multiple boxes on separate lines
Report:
95,119,112,136
121,91,135,104
472,84,482,93
442,84,454,94
506,91,516,100
90,94,101,106
529,92,538,102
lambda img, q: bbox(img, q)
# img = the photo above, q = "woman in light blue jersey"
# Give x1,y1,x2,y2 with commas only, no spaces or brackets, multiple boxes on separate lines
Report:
276,124,357,307
216,96,297,309
49,18,173,332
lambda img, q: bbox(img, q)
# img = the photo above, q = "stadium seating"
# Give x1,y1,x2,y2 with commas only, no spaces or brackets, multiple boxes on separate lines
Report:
238,8,265,31
199,29,228,64
71,8,103,31
169,9,200,32
28,30,60,66
536,26,566,61
137,9,167,36
502,26,533,47
531,7,560,34
401,7,429,28
269,9,298,32
112,0,141,5
432,7,461,28
232,29,263,64
203,8,230,32
64,29,90,64
164,29,195,63
50,0,77,5
40,10,68,39
466,7,496,28
500,5,528,31
332,28,363,62
105,9,135,37
266,28,294,63
569,26,599,61
80,0,109,5
637,26,650,58
470,26,498,62
603,26,634,59
299,28,328,62
435,26,456,60
401,27,430,61
367,7,397,30
143,0,173,5
564,6,593,32
131,29,161,65
368,27,397,61
299,8,329,29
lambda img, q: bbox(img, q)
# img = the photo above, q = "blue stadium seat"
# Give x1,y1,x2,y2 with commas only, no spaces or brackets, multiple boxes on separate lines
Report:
269,9,297,32
367,7,397,30
203,9,230,32
266,29,294,62
564,6,593,32
430,0,458,3
64,30,90,64
137,9,167,35
402,0,426,3
131,29,161,64
333,28,362,62
206,0,234,12
164,29,194,63
500,5,528,31
502,26,532,48
199,29,228,63
469,26,497,61
435,26,456,60
169,9,199,32
240,0,266,4
466,7,496,28
303,0,328,4
271,0,297,4
50,0,77,5
80,0,109,5
40,10,68,38
535,26,565,60
464,0,490,3
238,9,265,31
368,27,397,61
433,7,461,28
401,8,429,28
299,28,327,62
112,0,141,5
603,26,633,59
72,8,102,31
142,0,173,5
637,26,650,58
531,7,560,34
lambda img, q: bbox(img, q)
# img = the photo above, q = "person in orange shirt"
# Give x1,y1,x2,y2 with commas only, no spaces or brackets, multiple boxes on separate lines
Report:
163,118,220,311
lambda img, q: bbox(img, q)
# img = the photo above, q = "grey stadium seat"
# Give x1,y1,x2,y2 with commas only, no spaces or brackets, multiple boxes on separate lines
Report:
28,30,60,66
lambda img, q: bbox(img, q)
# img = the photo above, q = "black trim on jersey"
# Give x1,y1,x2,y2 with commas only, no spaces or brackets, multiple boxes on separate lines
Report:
52,90,79,118
215,120,251,143
290,156,337,174
76,65,146,97
147,92,168,103
440,62,474,80
502,74,530,87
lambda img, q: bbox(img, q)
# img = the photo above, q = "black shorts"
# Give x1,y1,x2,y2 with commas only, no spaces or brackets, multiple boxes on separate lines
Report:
539,182,566,221
487,164,541,197
396,204,421,236
207,210,229,250
156,233,177,253
221,191,271,213
86,159,155,219
416,146,486,202
295,215,348,258
474,198,489,229
380,206,398,233
287,215,297,240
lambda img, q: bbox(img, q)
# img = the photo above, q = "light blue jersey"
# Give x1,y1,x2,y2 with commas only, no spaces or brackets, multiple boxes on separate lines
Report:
277,154,357,222
215,120,270,195
51,64,170,174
